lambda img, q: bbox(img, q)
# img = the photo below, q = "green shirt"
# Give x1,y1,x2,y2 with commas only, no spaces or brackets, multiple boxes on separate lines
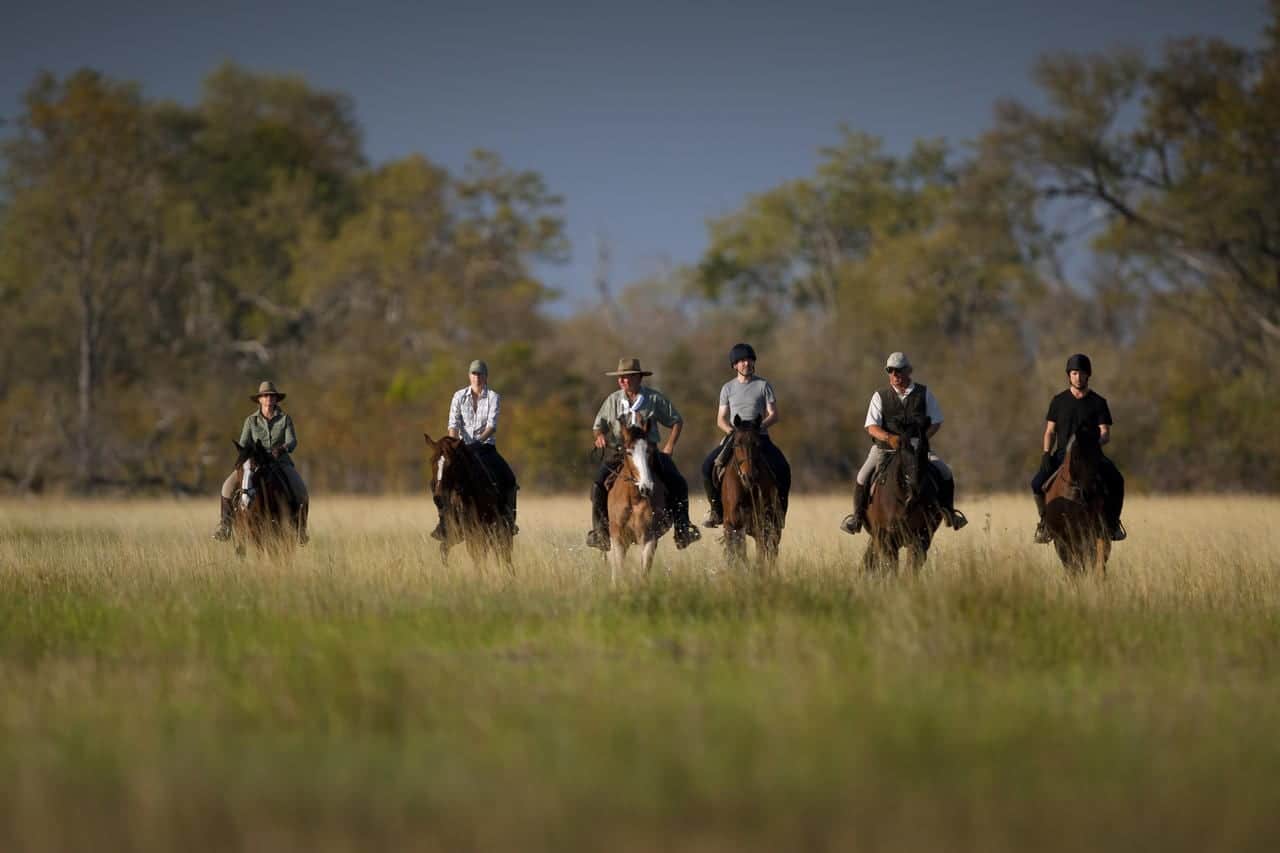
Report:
238,408,298,466
592,387,682,449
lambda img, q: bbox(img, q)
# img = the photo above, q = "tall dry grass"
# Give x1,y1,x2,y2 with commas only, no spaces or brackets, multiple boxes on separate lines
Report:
2,494,1279,851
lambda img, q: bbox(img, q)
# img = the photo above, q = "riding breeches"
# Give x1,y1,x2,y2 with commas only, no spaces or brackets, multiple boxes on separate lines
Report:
221,465,309,504
470,444,517,493
856,446,952,486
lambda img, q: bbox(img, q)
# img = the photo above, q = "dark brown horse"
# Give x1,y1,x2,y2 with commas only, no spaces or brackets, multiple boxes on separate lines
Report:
424,433,514,570
229,440,302,557
607,415,670,583
1042,424,1111,576
720,415,782,572
862,419,942,573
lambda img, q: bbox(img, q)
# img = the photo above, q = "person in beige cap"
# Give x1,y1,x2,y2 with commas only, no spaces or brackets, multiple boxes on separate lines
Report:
585,358,701,550
840,352,966,534
212,381,310,543
431,359,519,540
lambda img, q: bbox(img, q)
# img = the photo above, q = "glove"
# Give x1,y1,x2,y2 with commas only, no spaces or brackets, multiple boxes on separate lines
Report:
1040,452,1055,472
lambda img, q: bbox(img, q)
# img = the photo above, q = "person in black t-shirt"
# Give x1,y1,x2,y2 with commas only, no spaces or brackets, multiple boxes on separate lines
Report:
1031,354,1126,543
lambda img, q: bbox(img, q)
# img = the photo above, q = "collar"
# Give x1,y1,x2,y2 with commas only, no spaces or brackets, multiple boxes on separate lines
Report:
254,407,286,421
889,383,916,398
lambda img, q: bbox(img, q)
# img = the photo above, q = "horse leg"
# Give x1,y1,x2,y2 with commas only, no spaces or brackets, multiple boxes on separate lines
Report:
640,537,658,576
724,528,747,572
609,539,626,587
1093,536,1110,579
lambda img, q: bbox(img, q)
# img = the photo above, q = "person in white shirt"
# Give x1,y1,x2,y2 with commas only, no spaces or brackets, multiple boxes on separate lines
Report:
432,359,518,540
840,352,966,534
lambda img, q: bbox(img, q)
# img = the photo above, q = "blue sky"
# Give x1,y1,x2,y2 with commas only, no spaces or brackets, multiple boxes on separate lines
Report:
2,0,1267,309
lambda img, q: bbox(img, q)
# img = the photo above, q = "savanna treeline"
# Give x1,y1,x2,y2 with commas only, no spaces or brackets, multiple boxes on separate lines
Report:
2,11,1278,496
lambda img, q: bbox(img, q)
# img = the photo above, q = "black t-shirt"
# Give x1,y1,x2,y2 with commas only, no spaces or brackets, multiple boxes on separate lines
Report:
1046,389,1112,455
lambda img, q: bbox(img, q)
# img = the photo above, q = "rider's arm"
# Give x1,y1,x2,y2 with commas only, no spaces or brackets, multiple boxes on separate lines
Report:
1042,421,1056,453
925,388,942,438
762,401,779,430
474,392,498,442
592,396,614,449
448,428,461,439
663,421,682,455
1098,424,1110,446
866,424,896,445
238,416,254,449
926,422,940,439
282,415,298,454
716,404,733,435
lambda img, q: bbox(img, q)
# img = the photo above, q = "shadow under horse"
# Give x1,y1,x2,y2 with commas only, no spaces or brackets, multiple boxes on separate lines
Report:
606,415,671,584
229,439,303,557
1041,424,1112,577
424,433,514,571
862,418,942,574
718,415,783,572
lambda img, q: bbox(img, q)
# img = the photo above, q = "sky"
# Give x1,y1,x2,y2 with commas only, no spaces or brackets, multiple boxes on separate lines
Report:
1,0,1268,310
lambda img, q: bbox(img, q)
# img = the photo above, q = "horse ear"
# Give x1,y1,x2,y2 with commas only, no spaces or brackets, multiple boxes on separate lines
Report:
752,415,762,428
733,414,743,428
233,440,243,452
424,432,438,448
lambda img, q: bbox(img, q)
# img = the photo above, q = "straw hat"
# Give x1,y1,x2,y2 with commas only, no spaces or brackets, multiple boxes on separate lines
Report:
604,357,653,377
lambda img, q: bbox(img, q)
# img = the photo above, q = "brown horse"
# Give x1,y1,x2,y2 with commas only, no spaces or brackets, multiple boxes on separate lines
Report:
607,415,670,583
229,439,302,557
1042,424,1111,576
862,419,942,574
424,433,513,570
719,415,782,572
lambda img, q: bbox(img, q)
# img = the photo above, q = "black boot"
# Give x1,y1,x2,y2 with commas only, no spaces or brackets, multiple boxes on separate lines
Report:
840,483,869,534
431,495,447,541
937,478,967,530
673,501,702,549
212,497,233,541
1033,492,1051,544
585,483,610,551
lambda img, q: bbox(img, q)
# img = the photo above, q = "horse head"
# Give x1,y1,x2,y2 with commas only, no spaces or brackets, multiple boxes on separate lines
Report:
424,432,469,498
890,417,932,505
730,414,764,492
618,415,656,498
1063,423,1103,494
232,439,280,510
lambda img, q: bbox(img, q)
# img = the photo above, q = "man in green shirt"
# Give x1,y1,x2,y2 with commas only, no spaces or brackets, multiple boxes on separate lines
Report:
586,358,701,551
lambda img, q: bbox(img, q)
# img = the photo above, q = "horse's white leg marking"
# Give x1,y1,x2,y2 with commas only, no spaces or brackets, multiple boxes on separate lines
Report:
609,539,625,587
436,456,445,485
641,539,657,575
631,440,654,494
239,461,253,508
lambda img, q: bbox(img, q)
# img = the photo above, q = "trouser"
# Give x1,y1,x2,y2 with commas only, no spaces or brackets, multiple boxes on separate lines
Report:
701,434,792,516
856,446,952,486
591,453,691,530
221,465,309,504
1030,451,1124,523
471,443,518,524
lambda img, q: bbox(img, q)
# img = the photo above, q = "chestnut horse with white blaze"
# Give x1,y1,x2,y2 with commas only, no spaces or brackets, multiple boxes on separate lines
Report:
229,439,302,557
607,415,670,583
424,433,514,570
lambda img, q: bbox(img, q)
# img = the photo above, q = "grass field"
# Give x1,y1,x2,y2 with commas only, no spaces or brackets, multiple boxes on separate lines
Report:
2,494,1279,851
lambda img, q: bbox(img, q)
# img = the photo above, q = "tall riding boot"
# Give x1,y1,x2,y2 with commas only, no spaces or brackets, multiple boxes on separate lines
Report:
937,478,968,530
431,494,447,541
505,487,519,535
840,483,869,534
1033,492,1051,544
673,500,702,549
586,483,610,551
702,474,723,527
212,497,233,541
298,503,310,545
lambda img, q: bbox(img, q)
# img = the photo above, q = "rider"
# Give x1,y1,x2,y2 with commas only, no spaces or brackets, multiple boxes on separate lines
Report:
213,380,310,544
841,352,966,534
1031,353,1126,543
432,359,519,541
586,358,701,551
701,343,792,527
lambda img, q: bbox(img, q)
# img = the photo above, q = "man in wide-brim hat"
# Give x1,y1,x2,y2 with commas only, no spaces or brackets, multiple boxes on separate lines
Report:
212,380,310,543
585,358,701,550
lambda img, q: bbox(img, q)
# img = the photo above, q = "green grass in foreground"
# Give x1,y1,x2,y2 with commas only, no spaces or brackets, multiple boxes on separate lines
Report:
1,495,1279,851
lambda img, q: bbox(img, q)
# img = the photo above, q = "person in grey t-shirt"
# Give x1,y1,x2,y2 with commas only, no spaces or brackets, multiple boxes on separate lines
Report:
700,342,792,527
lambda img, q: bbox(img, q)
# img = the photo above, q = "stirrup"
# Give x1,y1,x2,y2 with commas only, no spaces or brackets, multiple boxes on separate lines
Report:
840,514,862,535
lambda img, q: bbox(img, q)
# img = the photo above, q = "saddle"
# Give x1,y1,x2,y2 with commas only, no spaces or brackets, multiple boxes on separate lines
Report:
711,435,734,487
868,453,943,500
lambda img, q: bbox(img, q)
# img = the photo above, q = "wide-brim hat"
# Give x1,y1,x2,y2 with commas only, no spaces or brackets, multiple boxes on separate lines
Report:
604,357,653,377
250,380,287,402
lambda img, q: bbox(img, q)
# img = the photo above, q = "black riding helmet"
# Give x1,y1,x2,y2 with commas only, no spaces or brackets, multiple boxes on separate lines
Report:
729,342,757,366
1065,353,1092,375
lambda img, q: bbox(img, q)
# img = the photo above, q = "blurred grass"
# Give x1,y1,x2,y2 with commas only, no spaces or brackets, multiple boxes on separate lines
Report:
1,494,1279,851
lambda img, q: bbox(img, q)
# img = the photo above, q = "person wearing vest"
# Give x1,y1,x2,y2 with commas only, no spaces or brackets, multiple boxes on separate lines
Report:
701,342,792,528
212,381,310,544
1031,353,1126,543
432,359,519,541
841,352,966,534
585,358,702,551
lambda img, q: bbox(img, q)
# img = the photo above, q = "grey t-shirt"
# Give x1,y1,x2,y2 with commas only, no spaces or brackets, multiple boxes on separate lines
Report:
719,376,776,433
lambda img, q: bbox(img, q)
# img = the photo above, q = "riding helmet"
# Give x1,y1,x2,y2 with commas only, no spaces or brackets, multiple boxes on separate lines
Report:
1065,353,1092,376
729,342,757,366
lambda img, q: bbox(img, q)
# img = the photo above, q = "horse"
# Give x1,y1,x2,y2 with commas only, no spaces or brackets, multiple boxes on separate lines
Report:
862,417,943,574
606,415,670,583
1041,424,1111,576
424,433,513,571
229,439,302,557
719,415,783,572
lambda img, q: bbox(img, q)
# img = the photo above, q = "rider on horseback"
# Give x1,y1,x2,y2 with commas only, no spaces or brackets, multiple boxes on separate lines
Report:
841,352,966,534
212,380,310,544
701,343,792,528
1032,353,1126,543
431,359,519,541
586,358,701,551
